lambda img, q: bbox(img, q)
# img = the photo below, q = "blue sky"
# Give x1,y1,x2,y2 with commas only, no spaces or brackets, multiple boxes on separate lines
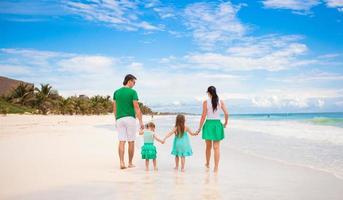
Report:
1,0,343,114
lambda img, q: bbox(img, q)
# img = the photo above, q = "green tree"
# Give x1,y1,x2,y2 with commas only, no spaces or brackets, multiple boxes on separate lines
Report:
35,84,57,114
9,83,35,106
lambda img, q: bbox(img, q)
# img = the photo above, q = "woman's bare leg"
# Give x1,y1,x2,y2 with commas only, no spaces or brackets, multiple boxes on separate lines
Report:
213,141,220,173
205,140,212,168
153,159,158,171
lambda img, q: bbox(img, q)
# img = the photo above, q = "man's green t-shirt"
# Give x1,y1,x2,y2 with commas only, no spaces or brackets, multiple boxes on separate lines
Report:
113,87,139,120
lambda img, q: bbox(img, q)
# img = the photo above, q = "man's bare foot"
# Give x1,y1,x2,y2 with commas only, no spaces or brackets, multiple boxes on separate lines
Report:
205,163,209,168
214,167,218,173
120,165,127,169
128,164,136,168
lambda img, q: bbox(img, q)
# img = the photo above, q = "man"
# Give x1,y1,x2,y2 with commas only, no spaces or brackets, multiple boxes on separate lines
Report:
113,74,144,169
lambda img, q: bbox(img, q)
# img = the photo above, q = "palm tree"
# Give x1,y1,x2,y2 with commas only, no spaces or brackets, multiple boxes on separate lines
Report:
35,84,56,115
58,97,75,115
9,83,35,106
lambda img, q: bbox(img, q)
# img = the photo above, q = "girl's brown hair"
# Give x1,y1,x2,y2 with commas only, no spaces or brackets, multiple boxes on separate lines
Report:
145,122,155,129
175,114,185,137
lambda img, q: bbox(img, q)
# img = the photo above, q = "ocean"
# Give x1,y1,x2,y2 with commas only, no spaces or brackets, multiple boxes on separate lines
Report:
230,112,343,128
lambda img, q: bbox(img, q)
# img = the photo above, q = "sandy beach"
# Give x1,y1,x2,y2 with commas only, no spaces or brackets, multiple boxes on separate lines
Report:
1,114,343,200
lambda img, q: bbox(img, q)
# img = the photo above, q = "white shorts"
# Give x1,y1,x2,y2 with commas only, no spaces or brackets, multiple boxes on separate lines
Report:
116,116,137,142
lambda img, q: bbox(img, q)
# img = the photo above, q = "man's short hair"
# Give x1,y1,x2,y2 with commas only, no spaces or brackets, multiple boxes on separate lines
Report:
123,74,137,85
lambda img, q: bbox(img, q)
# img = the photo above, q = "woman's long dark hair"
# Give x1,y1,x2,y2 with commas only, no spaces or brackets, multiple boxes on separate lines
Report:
207,86,219,112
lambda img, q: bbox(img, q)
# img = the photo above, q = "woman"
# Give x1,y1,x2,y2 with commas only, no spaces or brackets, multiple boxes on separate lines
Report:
197,86,229,173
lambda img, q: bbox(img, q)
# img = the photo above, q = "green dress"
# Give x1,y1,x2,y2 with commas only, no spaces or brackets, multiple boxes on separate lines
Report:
141,131,157,159
171,132,193,157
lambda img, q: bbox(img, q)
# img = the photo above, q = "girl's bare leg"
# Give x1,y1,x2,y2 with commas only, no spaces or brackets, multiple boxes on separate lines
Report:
213,141,220,173
174,156,179,170
153,159,158,171
145,159,149,171
181,156,185,172
205,140,212,168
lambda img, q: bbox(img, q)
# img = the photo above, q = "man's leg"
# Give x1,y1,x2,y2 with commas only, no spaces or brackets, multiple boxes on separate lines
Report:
118,141,126,169
126,117,137,168
128,141,135,168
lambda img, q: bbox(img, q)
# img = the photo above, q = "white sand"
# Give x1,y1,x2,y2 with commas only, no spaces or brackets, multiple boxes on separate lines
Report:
1,115,343,200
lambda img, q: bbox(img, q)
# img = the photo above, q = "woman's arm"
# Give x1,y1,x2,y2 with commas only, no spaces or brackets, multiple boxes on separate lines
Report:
186,126,198,136
163,127,176,142
139,129,144,135
197,101,207,132
153,134,164,144
220,100,229,128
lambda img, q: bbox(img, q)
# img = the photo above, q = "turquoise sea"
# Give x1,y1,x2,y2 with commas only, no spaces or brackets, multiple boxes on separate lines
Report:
230,112,343,128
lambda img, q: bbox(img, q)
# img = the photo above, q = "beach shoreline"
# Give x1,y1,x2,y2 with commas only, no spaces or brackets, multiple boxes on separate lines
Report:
1,114,343,200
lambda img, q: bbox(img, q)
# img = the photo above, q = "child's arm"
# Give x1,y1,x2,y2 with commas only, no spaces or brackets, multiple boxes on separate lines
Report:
186,126,198,136
163,128,176,142
153,134,164,144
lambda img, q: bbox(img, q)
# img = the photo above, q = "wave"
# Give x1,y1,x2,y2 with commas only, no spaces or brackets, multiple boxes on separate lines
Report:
308,117,343,128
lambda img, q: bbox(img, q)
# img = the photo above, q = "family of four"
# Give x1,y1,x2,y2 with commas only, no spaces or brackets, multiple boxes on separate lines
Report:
113,74,229,173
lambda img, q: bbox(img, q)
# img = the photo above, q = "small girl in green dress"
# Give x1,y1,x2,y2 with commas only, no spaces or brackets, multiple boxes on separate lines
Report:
163,114,198,172
139,122,164,171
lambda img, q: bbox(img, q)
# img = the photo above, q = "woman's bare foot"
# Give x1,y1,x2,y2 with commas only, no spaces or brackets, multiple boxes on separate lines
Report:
174,167,178,170
205,163,209,168
145,168,149,171
214,167,218,173
120,165,127,169
128,164,136,168
181,168,185,172
154,167,158,171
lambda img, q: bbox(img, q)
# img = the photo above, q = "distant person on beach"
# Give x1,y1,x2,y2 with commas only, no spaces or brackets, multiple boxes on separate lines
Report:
139,122,164,171
113,74,144,169
163,114,198,172
197,86,229,173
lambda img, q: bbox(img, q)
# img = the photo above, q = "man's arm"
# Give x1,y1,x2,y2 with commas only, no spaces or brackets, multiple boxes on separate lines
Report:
133,101,144,129
112,101,116,116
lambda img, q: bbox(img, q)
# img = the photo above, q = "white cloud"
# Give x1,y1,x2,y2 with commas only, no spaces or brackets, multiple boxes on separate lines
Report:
184,2,246,49
184,35,313,71
325,0,343,11
64,0,161,31
262,0,321,14
58,55,115,74
128,62,144,71
263,0,343,13
153,7,176,19
0,64,32,75
268,71,343,82
317,99,325,108
1,48,342,112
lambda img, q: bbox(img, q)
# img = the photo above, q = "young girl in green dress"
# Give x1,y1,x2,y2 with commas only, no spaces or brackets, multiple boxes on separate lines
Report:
163,114,198,172
139,122,164,171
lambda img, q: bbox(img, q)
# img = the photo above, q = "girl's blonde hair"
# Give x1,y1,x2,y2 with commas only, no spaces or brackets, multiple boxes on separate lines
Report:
175,114,185,137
